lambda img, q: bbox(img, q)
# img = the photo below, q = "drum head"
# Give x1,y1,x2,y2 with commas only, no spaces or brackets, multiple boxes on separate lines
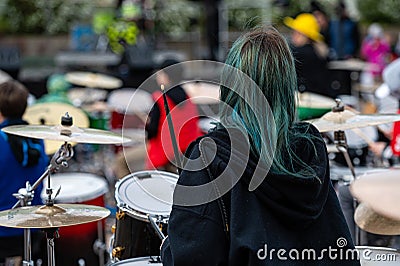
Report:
110,256,162,265
116,171,178,219
41,172,108,203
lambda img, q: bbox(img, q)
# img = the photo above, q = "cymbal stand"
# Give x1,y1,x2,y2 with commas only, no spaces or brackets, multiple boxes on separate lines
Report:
331,100,360,245
147,215,166,240
11,142,74,266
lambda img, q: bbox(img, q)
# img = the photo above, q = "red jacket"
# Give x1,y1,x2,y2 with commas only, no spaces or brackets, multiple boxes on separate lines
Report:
145,91,202,169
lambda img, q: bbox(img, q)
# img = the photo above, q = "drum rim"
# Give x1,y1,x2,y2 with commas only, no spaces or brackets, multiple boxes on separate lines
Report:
115,170,178,221
110,255,161,265
355,246,400,252
40,172,108,203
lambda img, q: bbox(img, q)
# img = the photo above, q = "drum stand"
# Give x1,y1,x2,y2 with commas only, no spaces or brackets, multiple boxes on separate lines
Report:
11,142,74,266
148,215,167,240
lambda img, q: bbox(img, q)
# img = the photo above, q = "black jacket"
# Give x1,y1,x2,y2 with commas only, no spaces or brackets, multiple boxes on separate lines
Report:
292,43,333,98
161,123,359,265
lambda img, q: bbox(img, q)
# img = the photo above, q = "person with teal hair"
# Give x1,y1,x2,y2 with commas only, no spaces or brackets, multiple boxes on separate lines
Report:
161,27,359,265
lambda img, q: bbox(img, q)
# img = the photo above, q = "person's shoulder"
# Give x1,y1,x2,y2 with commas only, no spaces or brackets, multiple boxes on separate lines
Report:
293,121,321,135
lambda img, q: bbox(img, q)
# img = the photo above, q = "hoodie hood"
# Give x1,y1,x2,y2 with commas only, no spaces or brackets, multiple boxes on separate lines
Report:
201,123,329,229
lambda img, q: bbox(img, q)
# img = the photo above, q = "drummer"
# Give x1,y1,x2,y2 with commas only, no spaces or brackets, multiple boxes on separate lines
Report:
145,59,202,172
0,80,48,263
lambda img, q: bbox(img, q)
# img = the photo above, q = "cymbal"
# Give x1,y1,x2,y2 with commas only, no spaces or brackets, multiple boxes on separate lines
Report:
24,102,89,127
296,92,336,120
0,204,110,228
328,59,379,72
181,82,220,104
67,87,108,106
350,169,400,221
2,124,131,144
23,102,90,154
354,203,400,235
307,109,400,132
65,71,122,89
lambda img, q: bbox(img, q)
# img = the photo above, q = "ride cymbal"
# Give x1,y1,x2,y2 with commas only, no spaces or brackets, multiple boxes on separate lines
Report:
2,124,132,144
0,204,110,229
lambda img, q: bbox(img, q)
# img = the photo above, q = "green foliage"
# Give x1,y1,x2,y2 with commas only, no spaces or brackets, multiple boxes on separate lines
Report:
155,0,201,39
106,20,139,54
357,0,400,24
0,0,95,35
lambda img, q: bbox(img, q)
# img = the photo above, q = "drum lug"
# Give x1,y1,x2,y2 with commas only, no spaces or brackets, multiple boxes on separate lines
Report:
111,224,116,234
112,246,125,259
116,210,125,220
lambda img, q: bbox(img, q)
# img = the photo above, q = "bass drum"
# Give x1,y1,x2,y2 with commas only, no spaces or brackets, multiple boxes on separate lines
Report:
111,170,177,261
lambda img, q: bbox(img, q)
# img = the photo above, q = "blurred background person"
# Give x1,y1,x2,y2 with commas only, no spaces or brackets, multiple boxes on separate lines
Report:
310,1,331,48
284,13,334,98
329,1,360,60
0,80,48,264
361,23,391,80
145,59,202,172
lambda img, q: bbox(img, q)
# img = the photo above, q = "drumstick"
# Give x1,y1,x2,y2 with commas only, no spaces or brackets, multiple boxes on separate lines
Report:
161,84,182,170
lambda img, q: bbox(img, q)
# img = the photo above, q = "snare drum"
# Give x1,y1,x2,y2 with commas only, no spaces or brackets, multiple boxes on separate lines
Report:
356,246,400,265
110,256,162,265
41,172,109,265
112,170,177,260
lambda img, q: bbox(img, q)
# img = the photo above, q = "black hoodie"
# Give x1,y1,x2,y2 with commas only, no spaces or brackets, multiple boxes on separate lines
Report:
161,123,360,265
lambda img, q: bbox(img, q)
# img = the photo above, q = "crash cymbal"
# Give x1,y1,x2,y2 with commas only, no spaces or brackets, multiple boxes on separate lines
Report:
65,71,122,89
354,202,400,235
2,124,131,144
307,109,400,132
23,102,90,154
182,82,220,104
296,92,336,120
0,204,110,228
350,169,400,221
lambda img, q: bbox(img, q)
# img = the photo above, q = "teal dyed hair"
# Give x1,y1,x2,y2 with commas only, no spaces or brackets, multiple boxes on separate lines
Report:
219,26,318,178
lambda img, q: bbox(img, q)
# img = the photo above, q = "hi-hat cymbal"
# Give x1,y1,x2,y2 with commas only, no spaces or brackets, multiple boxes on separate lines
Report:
65,71,122,89
354,203,400,235
307,109,400,132
0,204,110,228
350,169,400,221
24,102,90,154
2,124,131,144
181,82,220,104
